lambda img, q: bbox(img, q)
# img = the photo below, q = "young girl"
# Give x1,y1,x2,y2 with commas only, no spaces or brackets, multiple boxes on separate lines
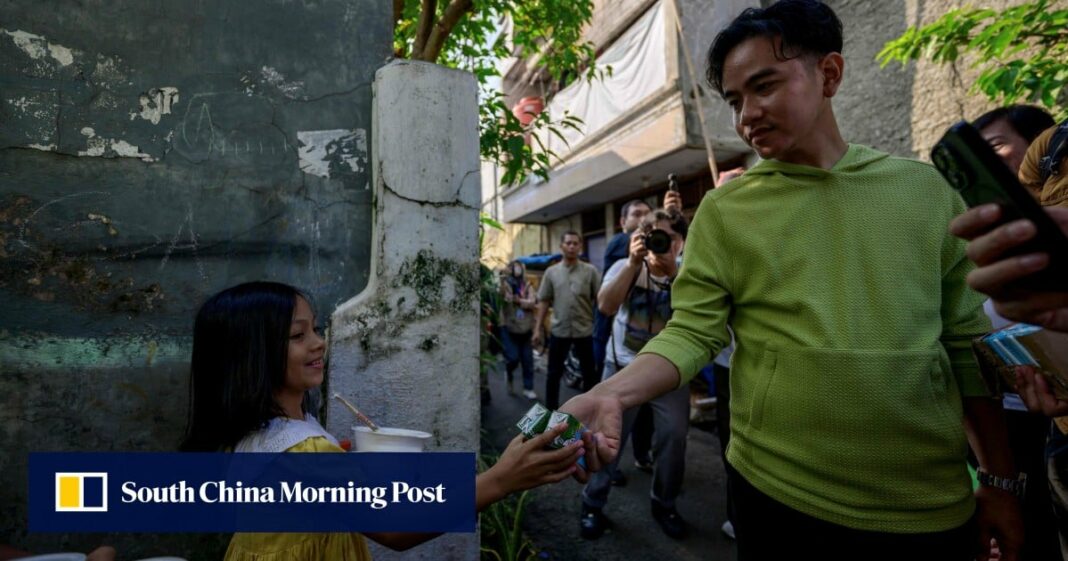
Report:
180,281,583,560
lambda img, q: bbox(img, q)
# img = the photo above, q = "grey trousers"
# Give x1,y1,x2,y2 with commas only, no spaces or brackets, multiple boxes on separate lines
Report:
582,359,690,509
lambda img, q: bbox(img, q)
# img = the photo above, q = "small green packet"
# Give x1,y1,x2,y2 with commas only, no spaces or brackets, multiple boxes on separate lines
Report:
516,403,552,439
546,410,585,449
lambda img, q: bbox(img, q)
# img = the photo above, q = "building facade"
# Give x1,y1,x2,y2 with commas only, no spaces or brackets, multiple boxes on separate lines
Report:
482,0,1045,270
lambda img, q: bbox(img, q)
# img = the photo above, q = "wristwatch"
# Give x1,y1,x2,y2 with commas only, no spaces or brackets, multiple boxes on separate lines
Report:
976,468,1027,498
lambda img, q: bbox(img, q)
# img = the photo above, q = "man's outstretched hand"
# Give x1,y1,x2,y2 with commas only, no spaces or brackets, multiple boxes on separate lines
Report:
558,390,624,483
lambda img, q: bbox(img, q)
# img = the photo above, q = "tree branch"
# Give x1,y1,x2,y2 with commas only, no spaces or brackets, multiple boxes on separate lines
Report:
421,0,475,62
412,0,437,59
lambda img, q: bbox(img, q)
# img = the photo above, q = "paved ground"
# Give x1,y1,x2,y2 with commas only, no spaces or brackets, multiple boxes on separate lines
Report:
481,352,739,561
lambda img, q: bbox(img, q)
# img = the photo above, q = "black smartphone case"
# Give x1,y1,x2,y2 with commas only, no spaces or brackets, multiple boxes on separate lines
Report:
932,121,1068,290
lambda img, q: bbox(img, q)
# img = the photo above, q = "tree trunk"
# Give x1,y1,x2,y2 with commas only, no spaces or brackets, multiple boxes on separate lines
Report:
421,0,474,62
412,0,438,60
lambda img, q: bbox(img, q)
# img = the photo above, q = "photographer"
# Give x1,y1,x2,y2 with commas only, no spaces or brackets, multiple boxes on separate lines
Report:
579,208,690,540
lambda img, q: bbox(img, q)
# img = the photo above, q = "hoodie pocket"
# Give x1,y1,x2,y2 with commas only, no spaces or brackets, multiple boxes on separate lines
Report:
750,346,965,490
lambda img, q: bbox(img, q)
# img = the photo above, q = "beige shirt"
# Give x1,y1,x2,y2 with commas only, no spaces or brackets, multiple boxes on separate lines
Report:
538,260,601,338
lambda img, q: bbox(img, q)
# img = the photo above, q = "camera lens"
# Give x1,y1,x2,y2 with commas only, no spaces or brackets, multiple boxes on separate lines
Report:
932,145,968,191
644,230,673,254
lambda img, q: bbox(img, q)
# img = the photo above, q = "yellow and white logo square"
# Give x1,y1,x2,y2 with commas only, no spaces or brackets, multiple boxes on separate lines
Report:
55,472,108,512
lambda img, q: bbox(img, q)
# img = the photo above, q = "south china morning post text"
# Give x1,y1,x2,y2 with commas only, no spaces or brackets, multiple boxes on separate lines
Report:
29,452,476,533
119,479,447,510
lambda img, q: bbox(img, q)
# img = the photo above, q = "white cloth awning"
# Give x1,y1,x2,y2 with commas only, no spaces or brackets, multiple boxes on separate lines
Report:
539,1,668,156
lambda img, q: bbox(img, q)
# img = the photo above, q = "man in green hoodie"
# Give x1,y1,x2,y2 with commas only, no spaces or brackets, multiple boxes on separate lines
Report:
563,1,1023,559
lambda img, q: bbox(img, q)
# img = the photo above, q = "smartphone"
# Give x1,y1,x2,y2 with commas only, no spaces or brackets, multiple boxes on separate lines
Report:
931,121,1068,290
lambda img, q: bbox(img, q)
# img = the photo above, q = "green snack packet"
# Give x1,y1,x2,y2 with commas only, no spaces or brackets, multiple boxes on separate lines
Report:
546,410,585,449
546,410,588,469
516,403,552,438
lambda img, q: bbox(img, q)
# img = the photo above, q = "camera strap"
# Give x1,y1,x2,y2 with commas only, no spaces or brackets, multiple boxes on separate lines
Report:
608,260,653,372
1040,120,1068,182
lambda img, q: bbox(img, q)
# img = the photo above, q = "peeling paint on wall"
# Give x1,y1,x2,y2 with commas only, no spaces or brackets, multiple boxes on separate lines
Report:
133,87,180,124
296,129,367,180
260,66,305,98
2,29,74,66
77,127,156,162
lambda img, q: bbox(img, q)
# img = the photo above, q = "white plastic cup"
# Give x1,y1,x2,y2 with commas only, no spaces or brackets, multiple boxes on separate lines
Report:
352,426,432,452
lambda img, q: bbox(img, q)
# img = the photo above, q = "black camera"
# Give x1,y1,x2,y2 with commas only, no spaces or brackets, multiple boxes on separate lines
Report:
642,228,673,254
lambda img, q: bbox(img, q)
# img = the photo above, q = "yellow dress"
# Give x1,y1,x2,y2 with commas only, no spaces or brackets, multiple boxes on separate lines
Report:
224,437,373,561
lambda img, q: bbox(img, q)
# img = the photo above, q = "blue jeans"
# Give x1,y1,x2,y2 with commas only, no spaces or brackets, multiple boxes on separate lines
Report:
501,330,534,390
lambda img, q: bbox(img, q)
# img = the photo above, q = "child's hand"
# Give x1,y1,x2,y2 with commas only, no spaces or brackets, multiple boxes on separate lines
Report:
484,423,584,499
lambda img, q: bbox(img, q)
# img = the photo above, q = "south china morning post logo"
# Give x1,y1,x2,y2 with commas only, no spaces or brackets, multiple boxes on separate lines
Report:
54,472,108,512
30,452,475,532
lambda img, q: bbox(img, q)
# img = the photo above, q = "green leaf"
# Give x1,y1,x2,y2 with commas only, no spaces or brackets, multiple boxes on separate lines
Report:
878,1,1067,118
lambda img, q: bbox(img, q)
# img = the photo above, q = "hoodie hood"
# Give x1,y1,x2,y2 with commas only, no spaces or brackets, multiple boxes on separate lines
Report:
745,144,891,179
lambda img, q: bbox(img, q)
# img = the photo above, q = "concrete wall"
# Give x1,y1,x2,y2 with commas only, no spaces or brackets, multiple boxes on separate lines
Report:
825,0,917,158
327,60,481,560
0,0,389,557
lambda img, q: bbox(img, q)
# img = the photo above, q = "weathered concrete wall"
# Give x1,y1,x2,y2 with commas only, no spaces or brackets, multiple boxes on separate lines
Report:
327,60,481,560
0,0,389,557
826,0,916,158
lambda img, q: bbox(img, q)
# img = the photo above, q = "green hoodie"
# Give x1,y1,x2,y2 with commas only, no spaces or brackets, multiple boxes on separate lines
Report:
641,144,991,532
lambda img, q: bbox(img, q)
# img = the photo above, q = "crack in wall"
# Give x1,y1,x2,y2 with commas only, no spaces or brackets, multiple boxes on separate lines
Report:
379,170,479,212
284,82,371,104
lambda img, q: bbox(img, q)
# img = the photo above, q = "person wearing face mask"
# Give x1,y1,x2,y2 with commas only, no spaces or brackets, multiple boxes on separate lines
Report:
500,260,538,399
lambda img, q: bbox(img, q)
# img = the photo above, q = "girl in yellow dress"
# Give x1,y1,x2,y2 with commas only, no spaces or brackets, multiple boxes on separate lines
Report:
180,281,583,560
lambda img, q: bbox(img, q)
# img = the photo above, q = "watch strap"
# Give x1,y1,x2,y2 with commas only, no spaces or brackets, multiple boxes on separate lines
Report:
976,467,1027,498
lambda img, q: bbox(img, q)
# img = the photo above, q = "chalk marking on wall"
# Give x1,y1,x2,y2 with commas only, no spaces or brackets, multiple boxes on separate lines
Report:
158,205,207,281
134,87,180,124
16,191,111,250
296,129,367,179
175,93,293,159
2,29,75,66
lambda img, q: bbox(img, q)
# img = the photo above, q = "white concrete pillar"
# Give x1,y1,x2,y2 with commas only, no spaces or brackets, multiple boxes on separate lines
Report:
327,60,481,560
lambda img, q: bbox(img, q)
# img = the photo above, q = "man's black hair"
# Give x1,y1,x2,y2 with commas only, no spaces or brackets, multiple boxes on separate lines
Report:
706,0,843,95
973,105,1055,145
561,230,582,243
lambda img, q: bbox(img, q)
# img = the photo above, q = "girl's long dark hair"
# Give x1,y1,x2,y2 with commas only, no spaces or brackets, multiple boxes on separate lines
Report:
179,282,305,452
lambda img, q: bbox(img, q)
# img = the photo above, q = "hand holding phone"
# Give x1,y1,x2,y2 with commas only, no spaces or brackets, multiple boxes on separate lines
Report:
933,121,1068,291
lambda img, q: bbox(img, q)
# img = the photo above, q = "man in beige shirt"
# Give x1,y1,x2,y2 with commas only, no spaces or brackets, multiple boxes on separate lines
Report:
533,231,601,409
